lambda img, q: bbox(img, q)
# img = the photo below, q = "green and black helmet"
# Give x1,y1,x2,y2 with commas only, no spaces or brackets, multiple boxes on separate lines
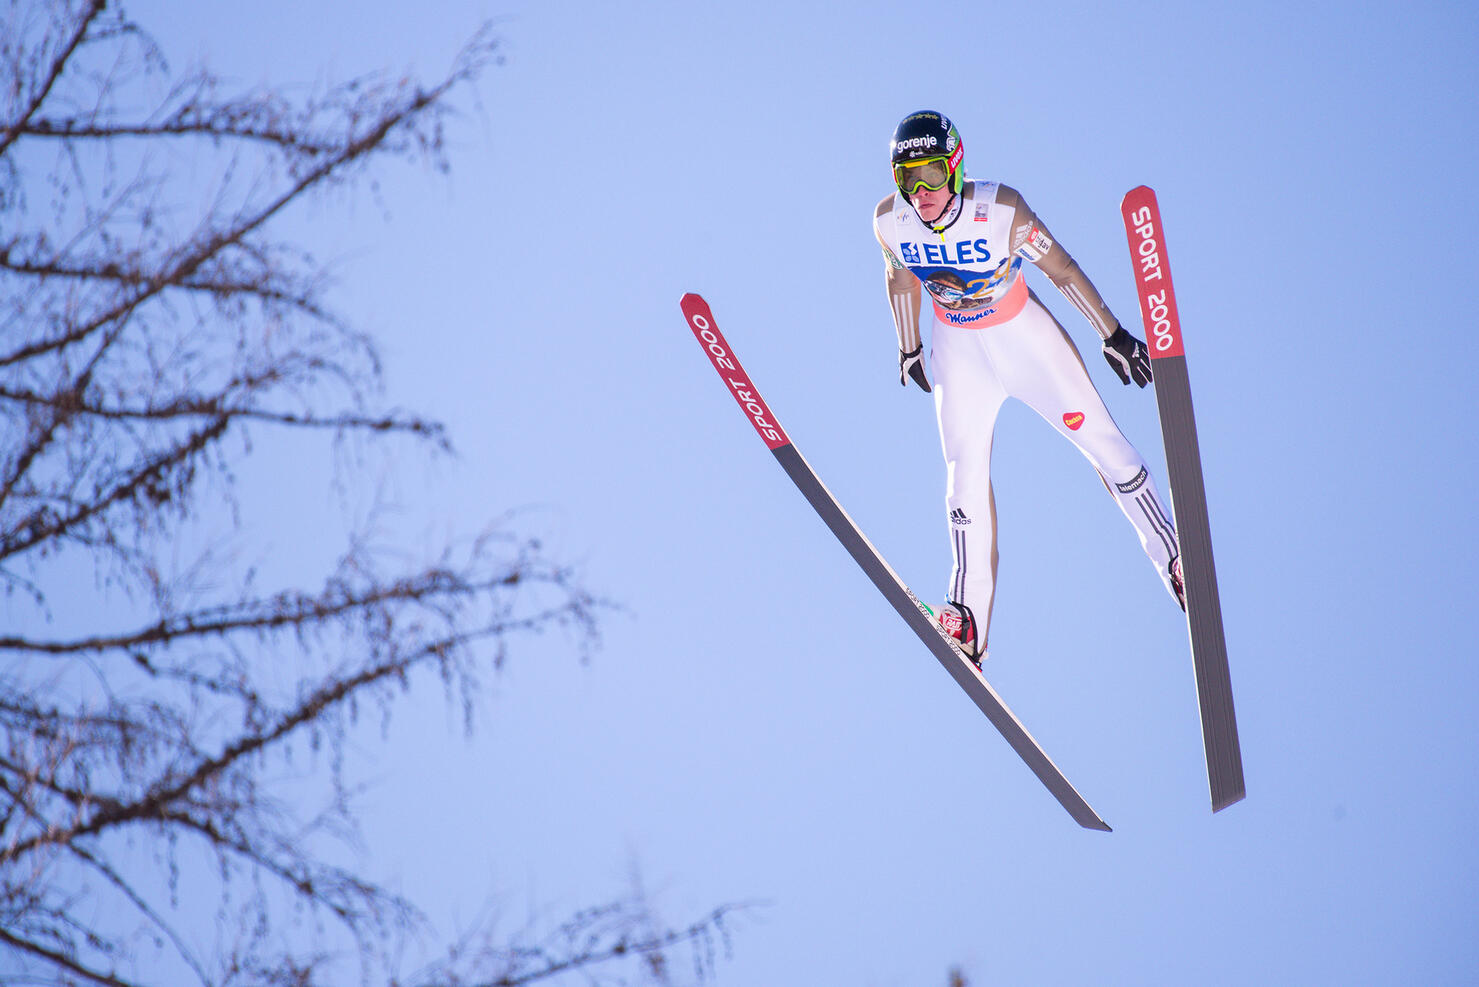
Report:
889,111,965,196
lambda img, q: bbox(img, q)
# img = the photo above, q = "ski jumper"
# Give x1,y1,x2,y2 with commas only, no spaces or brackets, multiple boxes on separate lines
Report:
873,180,1179,643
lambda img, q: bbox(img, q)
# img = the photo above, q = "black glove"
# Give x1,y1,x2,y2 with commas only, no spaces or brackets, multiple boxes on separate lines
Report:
1102,325,1152,387
899,345,931,392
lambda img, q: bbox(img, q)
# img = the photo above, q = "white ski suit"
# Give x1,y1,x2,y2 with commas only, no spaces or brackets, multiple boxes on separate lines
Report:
873,180,1179,644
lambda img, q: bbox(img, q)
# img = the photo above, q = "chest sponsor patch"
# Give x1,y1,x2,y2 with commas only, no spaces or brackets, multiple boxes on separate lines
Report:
899,238,992,267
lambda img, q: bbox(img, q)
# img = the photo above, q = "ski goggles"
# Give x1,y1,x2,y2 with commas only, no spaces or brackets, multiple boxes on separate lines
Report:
894,156,952,194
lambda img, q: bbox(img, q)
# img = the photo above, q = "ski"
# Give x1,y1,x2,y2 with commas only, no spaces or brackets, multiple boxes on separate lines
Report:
680,292,1110,832
1120,187,1246,812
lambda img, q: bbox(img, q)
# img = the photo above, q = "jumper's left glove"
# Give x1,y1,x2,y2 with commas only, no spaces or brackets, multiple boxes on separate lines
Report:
1102,325,1152,388
899,345,931,392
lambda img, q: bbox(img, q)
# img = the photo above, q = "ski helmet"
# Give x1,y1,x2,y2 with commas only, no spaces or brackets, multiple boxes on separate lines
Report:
889,111,965,196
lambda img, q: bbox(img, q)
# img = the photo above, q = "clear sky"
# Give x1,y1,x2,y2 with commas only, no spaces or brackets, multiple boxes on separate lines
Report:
126,0,1479,983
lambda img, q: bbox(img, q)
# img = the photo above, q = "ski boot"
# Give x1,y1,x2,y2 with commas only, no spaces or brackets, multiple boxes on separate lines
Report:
931,600,982,670
1166,555,1186,612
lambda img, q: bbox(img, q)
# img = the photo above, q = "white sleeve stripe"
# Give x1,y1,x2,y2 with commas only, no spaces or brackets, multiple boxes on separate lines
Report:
1062,283,1113,339
891,293,920,351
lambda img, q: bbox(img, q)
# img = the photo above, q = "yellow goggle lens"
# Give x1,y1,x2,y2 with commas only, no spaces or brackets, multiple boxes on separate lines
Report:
894,157,951,194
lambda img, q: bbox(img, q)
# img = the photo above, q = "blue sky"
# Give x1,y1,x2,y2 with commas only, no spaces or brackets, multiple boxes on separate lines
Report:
125,0,1479,983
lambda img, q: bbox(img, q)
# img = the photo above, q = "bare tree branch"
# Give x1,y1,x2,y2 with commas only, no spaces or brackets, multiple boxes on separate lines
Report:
403,901,757,987
0,249,341,326
0,0,106,157
0,924,147,987
0,568,495,657
0,380,444,441
64,841,214,987
0,413,230,560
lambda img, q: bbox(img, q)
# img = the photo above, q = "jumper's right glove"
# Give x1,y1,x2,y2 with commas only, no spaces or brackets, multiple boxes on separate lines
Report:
1102,325,1153,388
899,345,931,392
